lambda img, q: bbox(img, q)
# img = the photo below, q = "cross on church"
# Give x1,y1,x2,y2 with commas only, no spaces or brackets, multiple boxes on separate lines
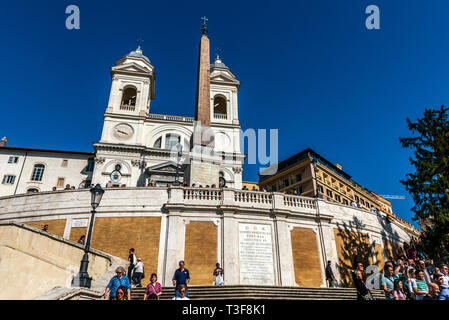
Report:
137,38,144,49
201,16,208,35
215,47,222,59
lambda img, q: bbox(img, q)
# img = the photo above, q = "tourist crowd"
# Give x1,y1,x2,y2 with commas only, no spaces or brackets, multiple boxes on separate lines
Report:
103,248,224,300
346,238,449,300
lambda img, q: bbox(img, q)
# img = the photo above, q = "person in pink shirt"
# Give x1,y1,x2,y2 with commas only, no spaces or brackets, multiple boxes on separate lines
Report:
144,273,163,300
393,279,407,300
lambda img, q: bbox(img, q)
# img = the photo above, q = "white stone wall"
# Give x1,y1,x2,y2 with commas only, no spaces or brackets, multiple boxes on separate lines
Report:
0,188,415,287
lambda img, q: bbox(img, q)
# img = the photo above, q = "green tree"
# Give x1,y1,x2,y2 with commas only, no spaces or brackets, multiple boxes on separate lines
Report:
399,105,449,261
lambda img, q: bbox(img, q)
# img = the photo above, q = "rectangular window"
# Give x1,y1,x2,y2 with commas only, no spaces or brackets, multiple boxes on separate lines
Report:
335,194,341,202
343,199,349,205
296,187,302,195
317,185,324,193
2,175,16,185
8,156,19,164
56,178,65,188
355,195,359,202
295,174,302,183
283,179,289,188
86,158,95,172
271,185,277,192
61,160,68,167
31,165,45,181
361,199,365,205
366,202,370,208
327,190,333,198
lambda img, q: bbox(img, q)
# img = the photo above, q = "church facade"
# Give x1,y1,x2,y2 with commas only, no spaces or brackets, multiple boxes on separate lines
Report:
92,45,244,189
0,43,245,195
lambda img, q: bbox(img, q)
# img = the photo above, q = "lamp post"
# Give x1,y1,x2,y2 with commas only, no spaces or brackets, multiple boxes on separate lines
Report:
312,158,328,285
173,144,183,186
72,184,105,288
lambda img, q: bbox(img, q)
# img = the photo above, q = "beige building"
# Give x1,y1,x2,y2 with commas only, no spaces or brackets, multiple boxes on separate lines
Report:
259,148,419,236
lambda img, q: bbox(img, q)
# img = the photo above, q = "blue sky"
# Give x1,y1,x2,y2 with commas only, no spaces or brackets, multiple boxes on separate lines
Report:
1,0,448,228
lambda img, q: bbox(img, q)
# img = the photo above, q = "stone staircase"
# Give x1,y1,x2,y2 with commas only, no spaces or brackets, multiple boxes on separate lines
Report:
130,285,385,300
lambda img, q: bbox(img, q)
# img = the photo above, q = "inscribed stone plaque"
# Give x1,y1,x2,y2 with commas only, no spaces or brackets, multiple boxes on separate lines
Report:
239,223,275,285
72,219,88,228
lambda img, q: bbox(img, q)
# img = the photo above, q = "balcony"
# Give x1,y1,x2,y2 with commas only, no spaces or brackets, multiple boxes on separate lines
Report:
120,104,136,111
213,113,227,120
148,114,194,123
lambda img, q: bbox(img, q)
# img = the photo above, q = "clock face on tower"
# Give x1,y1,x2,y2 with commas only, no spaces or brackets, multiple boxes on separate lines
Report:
113,123,134,140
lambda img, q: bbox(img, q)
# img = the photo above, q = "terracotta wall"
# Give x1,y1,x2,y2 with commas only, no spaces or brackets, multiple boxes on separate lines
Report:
90,217,161,287
333,228,373,287
184,222,217,285
291,227,322,287
23,220,66,237
69,227,87,243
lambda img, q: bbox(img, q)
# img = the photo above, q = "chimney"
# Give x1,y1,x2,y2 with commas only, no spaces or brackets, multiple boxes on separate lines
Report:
0,137,6,147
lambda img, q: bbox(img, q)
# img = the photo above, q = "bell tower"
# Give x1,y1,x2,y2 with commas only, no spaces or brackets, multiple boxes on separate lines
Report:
105,46,155,116
210,54,240,125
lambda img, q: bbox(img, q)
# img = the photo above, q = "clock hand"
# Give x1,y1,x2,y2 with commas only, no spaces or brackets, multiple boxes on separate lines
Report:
117,130,128,135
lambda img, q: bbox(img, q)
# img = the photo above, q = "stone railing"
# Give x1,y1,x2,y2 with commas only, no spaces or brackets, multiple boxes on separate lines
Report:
284,195,316,209
234,190,272,205
183,188,223,201
213,113,227,120
120,104,136,111
148,113,194,123
166,187,317,213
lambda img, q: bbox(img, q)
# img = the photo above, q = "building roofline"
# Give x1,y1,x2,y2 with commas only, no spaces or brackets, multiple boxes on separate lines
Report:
259,148,352,182
0,146,94,157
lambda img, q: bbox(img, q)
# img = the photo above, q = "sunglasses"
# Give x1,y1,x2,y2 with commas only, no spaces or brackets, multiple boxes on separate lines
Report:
180,290,186,293
117,292,124,295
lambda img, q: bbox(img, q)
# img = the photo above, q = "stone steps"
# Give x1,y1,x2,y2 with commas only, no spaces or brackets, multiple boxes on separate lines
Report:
130,286,385,300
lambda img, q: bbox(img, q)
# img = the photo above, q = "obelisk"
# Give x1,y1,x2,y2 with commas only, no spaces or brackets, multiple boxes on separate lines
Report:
185,17,220,187
193,16,214,147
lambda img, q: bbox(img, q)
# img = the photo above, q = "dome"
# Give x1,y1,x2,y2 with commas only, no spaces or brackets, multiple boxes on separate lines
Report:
211,55,229,70
126,46,150,63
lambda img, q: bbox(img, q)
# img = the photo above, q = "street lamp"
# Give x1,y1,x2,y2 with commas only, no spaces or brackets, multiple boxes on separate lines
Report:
72,184,105,288
311,157,328,284
173,144,183,186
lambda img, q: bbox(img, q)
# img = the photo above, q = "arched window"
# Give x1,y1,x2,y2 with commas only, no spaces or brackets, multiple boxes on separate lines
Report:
27,188,39,193
165,134,180,150
153,137,162,149
31,164,45,181
121,87,137,110
213,96,227,119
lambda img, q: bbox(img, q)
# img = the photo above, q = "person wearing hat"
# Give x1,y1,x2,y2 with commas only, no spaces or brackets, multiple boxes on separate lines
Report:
132,258,144,288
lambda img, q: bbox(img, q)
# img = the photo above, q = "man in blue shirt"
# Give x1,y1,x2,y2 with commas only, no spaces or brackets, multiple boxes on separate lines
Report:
380,265,398,300
173,260,190,297
104,266,131,300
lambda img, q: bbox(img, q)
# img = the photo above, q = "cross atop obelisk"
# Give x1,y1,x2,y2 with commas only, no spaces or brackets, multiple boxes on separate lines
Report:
201,16,208,35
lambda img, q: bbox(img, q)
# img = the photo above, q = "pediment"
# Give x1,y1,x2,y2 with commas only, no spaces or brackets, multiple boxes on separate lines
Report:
210,73,239,84
112,62,152,74
147,161,180,172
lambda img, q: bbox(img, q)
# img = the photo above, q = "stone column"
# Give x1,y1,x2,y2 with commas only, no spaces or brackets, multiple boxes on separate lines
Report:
276,217,296,286
162,213,186,286
222,211,239,285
